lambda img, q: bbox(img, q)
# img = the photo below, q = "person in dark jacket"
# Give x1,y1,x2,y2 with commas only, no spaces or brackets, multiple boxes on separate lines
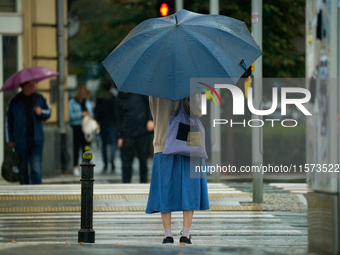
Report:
6,80,51,184
94,80,117,172
116,92,154,183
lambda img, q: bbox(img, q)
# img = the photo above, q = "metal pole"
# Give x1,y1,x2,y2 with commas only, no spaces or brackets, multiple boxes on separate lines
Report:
175,0,183,12
210,0,219,15
0,36,3,169
251,0,263,203
210,0,221,182
337,3,340,239
329,0,338,167
57,0,67,173
329,0,340,252
78,151,95,243
57,0,65,130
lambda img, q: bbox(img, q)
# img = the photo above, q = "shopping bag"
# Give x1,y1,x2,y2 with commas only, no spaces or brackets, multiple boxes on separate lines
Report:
163,99,208,159
81,115,100,142
1,146,23,182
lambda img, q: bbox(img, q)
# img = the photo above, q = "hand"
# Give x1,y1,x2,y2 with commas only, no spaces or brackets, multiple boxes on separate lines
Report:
8,141,15,148
146,120,154,132
117,138,123,149
34,106,42,116
81,111,88,117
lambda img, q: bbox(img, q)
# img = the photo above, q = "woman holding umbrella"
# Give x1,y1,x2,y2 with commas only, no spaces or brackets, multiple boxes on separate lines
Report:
145,94,209,244
102,9,262,244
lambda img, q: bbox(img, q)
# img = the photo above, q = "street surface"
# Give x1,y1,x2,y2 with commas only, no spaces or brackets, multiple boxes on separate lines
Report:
0,143,309,254
0,183,308,254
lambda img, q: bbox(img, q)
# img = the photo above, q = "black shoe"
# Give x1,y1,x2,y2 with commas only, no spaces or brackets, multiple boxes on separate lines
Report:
162,236,174,244
102,165,107,173
179,236,192,245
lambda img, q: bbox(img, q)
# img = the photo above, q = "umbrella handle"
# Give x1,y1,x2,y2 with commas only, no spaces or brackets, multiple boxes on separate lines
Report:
240,59,248,76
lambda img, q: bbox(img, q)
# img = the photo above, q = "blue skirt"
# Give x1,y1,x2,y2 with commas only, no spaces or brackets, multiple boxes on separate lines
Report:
145,153,210,213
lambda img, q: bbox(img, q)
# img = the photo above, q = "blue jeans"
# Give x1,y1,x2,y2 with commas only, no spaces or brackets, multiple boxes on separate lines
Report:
100,126,117,167
16,143,43,184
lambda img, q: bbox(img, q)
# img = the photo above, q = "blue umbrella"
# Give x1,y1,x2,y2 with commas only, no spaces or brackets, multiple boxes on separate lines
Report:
102,9,262,101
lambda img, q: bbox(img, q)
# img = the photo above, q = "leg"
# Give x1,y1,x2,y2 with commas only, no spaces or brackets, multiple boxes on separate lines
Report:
120,138,134,183
161,212,174,244
180,210,194,244
135,134,150,183
183,210,194,229
80,128,91,153
29,143,43,184
15,147,29,184
161,212,171,229
109,127,117,171
100,127,109,170
71,126,81,167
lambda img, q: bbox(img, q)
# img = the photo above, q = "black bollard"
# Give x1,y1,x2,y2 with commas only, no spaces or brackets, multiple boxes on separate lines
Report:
78,151,95,243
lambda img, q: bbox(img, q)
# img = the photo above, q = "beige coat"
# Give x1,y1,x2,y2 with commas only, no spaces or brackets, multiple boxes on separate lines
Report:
149,94,202,154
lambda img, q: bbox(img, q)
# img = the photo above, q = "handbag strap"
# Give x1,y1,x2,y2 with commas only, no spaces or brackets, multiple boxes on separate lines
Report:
180,99,185,110
179,98,198,118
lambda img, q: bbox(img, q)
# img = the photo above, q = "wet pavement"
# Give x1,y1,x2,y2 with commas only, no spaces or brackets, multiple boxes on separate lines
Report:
0,210,308,254
0,243,308,255
0,183,308,254
0,144,310,254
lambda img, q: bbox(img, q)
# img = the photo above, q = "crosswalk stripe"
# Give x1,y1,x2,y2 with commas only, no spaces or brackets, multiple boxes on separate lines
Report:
0,210,307,247
0,229,304,236
0,193,252,201
0,205,261,213
268,183,311,194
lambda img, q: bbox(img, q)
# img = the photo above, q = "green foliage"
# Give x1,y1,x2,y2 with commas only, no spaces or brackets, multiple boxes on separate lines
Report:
262,0,305,78
68,0,156,82
68,0,305,83
185,0,305,78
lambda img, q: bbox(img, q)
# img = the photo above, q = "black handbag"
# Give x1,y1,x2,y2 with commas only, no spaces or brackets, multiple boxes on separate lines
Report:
1,146,23,183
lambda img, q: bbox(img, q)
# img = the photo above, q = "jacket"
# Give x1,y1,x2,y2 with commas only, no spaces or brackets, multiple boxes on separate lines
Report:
149,94,201,153
68,98,93,126
116,93,152,139
94,90,116,127
6,92,51,149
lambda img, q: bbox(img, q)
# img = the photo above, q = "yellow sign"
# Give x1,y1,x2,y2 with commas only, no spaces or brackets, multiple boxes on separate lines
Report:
244,76,252,98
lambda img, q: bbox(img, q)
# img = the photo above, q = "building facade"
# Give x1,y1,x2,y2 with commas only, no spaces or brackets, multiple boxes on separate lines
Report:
305,0,340,253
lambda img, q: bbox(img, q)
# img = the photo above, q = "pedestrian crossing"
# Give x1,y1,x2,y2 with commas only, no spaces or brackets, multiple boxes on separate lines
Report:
268,183,310,194
0,183,308,250
226,183,310,194
0,184,261,213
0,211,307,247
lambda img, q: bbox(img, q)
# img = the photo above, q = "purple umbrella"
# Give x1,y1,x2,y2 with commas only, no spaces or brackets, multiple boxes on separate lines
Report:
1,66,59,91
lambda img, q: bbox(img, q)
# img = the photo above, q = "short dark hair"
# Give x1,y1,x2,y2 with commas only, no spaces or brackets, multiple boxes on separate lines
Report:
103,79,113,91
20,81,30,87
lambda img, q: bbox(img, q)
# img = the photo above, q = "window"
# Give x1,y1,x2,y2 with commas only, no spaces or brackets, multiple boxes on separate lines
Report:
3,36,17,82
0,0,16,13
2,36,18,116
